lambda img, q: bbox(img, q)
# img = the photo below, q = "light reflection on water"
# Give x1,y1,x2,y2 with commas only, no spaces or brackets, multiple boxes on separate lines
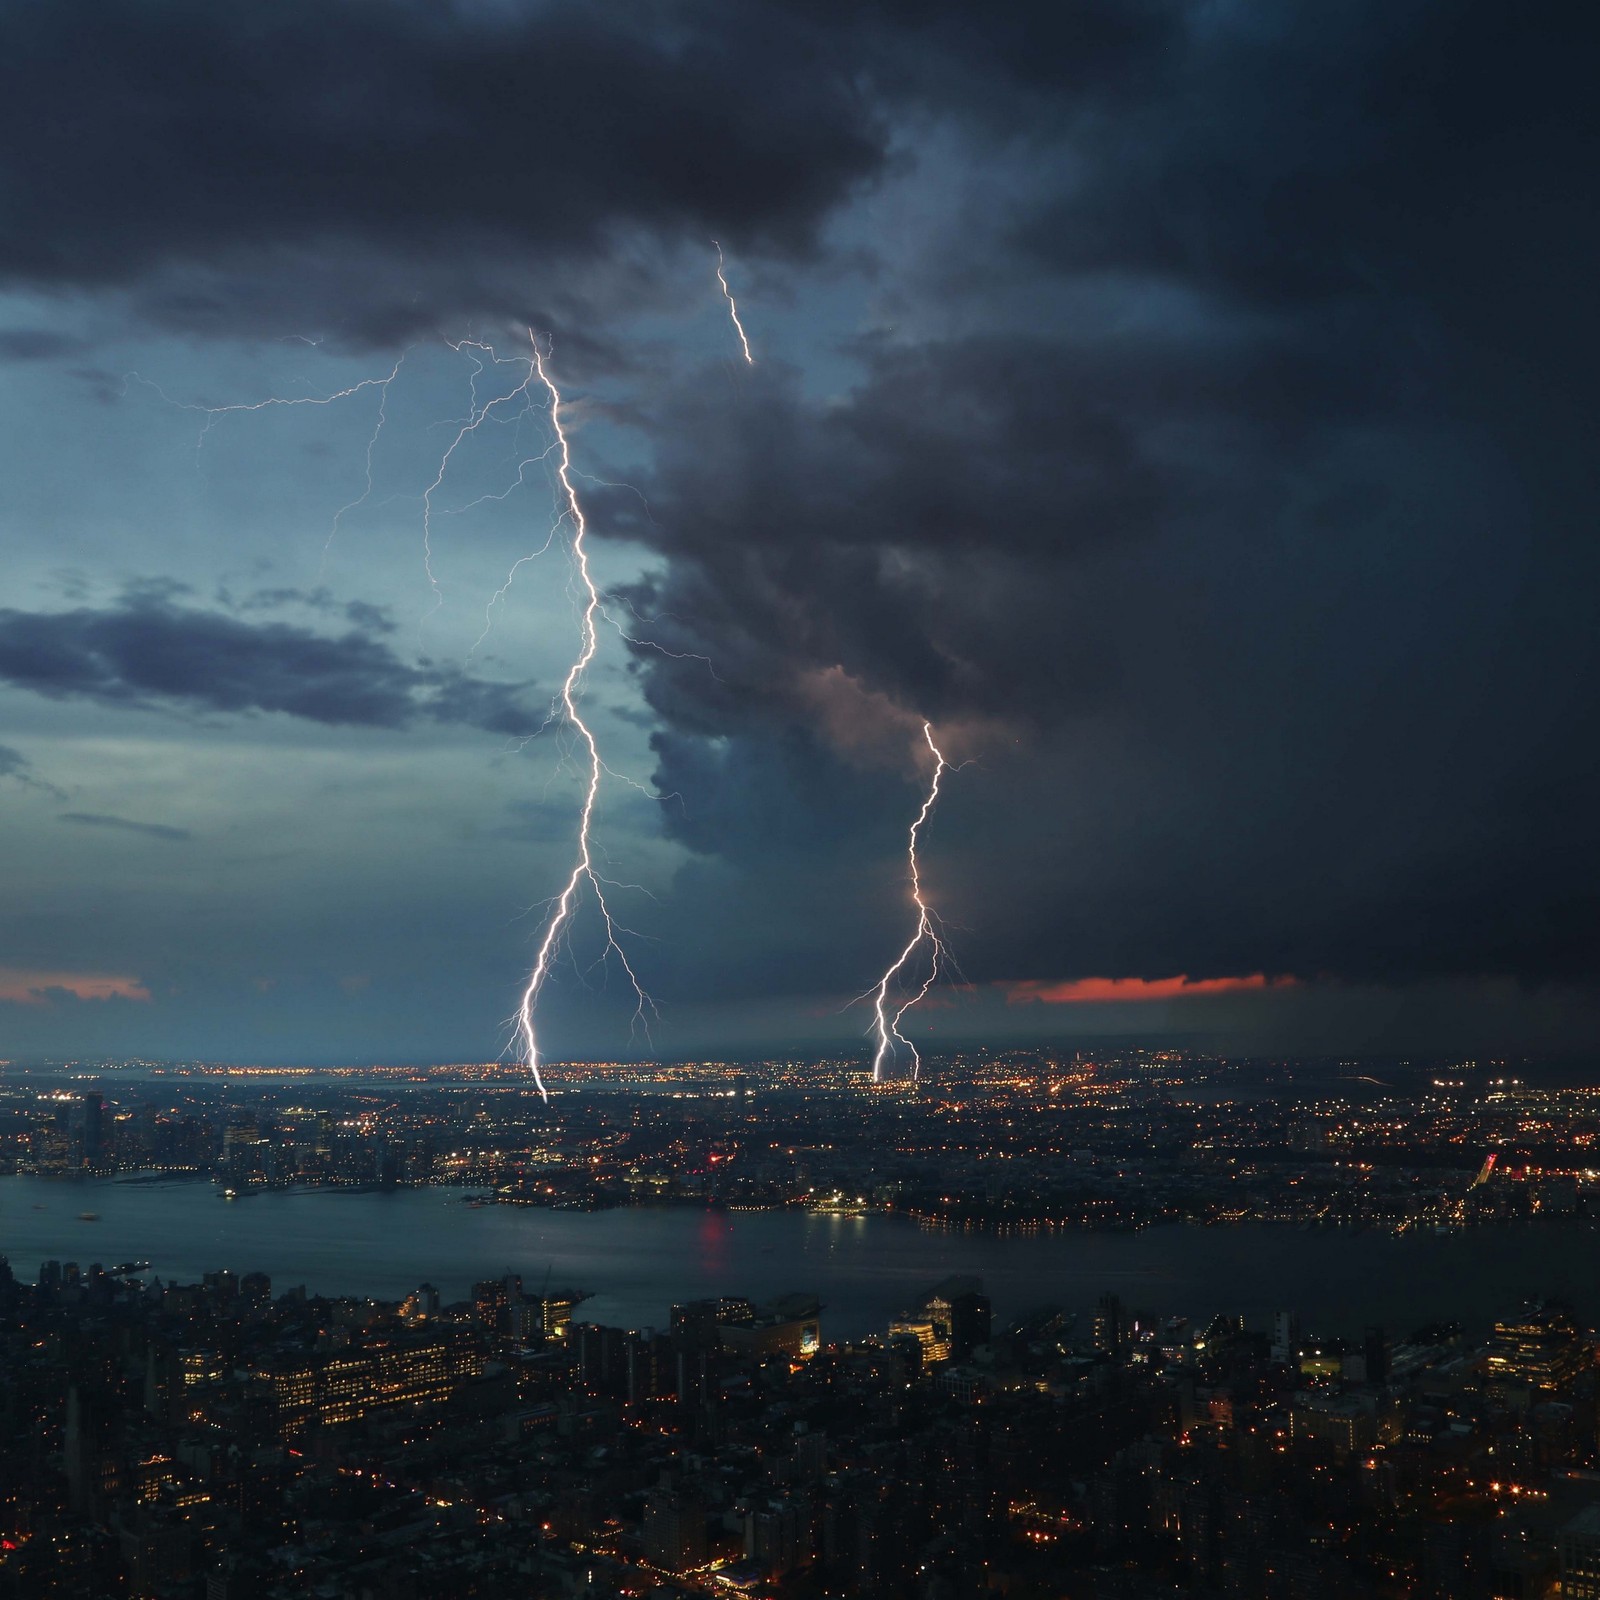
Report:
1,1174,1591,1339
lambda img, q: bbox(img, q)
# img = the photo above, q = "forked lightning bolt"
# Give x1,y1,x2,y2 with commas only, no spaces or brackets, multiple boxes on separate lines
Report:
870,723,951,1084
712,241,754,364
514,333,653,1103
132,333,662,1101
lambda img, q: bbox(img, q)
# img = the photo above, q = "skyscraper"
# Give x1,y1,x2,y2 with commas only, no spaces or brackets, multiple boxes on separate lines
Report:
80,1091,104,1169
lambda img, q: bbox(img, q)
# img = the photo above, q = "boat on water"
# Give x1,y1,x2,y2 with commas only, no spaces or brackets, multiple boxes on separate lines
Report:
77,1211,100,1222
111,1261,150,1274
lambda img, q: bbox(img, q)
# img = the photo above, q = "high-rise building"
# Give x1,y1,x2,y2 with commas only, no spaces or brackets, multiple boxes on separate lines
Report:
472,1278,511,1332
745,1495,814,1577
642,1487,706,1571
1270,1310,1300,1365
1363,1325,1390,1386
1094,1293,1128,1360
80,1092,104,1169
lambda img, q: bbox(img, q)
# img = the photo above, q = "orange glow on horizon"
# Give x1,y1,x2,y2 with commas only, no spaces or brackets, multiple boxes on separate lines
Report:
1004,973,1296,1005
0,968,151,1005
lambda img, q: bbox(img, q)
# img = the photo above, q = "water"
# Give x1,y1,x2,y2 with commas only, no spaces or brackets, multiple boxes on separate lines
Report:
3,1175,1594,1339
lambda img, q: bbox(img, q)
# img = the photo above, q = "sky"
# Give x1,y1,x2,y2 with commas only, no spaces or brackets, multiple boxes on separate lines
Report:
3,0,1599,1067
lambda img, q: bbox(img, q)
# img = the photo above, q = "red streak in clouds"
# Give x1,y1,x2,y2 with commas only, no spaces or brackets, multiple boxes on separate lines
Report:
0,968,150,1005
1004,974,1295,1004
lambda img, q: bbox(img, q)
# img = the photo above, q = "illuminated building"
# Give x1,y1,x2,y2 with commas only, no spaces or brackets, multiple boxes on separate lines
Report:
1093,1293,1127,1360
888,1314,949,1363
472,1278,510,1331
1288,1396,1376,1461
399,1282,439,1324
1486,1300,1588,1397
1562,1506,1600,1600
719,1295,821,1359
890,1278,989,1365
262,1333,483,1436
540,1289,582,1340
671,1297,756,1336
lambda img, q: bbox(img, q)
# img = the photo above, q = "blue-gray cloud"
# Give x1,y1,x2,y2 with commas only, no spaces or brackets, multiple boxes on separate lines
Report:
0,593,541,735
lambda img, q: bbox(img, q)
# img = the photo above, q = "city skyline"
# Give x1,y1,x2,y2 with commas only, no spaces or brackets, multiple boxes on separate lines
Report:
4,2,1599,1068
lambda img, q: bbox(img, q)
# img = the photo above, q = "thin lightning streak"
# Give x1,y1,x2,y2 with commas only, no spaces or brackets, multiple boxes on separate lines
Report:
323,353,408,570
712,241,754,365
123,369,400,451
515,333,654,1102
421,341,539,606
467,442,564,655
870,723,950,1085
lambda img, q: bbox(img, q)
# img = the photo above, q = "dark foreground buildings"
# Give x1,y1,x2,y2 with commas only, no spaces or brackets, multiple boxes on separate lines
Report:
4,1251,1600,1599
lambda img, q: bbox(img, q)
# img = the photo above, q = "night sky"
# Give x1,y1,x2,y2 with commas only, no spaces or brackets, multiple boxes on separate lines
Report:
3,1,1598,1065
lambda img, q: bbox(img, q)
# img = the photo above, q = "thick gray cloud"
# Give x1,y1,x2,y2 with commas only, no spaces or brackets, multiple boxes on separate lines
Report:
0,593,542,734
0,0,885,340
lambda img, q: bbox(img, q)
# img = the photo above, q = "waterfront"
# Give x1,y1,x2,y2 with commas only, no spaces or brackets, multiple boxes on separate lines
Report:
3,1175,1596,1338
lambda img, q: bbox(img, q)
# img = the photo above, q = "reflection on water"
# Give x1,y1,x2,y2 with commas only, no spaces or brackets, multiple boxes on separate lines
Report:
0,1175,1592,1339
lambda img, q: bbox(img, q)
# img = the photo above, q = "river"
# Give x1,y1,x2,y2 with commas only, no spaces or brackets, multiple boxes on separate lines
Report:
3,1175,1595,1339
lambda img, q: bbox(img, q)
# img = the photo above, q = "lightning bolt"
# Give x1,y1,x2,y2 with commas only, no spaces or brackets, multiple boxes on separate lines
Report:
712,241,754,365
514,332,654,1103
132,334,663,1100
869,723,951,1085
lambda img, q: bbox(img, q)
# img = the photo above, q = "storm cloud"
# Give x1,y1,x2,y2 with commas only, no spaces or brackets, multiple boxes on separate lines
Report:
3,0,1598,1059
0,0,885,340
600,0,1600,1002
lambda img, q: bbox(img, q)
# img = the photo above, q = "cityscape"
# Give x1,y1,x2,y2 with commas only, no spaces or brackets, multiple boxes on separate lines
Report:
3,1055,1600,1593
8,1054,1600,1238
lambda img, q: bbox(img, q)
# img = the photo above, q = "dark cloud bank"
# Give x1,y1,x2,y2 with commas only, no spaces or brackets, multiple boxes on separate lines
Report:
0,0,884,341
606,0,1600,1010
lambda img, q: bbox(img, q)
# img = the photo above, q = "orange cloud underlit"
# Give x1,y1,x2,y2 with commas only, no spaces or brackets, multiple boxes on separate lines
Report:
1004,973,1296,1005
0,968,151,1005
